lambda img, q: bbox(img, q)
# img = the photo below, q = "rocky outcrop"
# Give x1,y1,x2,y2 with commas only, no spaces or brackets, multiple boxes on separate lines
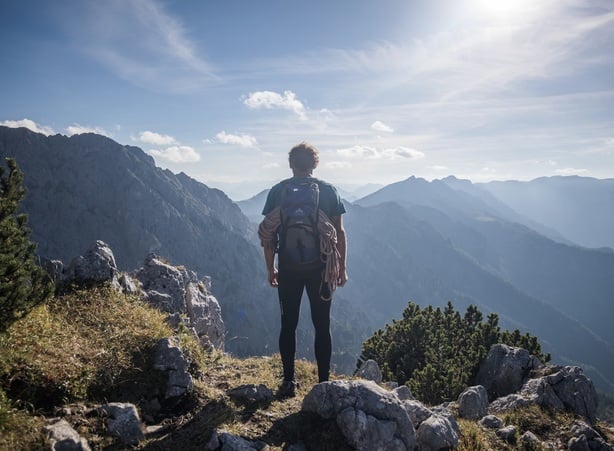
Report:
301,380,461,451
457,385,488,420
153,337,194,400
57,242,225,351
355,359,383,383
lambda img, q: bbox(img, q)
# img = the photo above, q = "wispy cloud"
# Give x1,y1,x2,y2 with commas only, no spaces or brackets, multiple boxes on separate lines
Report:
137,130,177,146
1,118,55,136
73,0,216,92
554,167,590,176
326,161,353,169
243,90,307,120
216,131,258,148
337,145,424,160
262,162,280,169
149,145,200,163
66,123,111,137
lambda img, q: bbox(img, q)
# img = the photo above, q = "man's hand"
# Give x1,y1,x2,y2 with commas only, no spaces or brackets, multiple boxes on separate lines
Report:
268,267,279,287
337,268,348,287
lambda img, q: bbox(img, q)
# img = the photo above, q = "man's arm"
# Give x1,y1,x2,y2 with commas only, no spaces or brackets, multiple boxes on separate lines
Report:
263,243,278,287
331,214,348,287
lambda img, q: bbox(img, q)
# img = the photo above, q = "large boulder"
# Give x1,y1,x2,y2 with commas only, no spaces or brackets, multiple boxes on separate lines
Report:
62,240,119,286
475,344,537,399
301,380,416,450
457,385,489,420
415,413,461,451
134,254,225,349
356,359,383,383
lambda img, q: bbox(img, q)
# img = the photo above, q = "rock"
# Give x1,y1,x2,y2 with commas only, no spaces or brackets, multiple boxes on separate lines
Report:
403,399,432,425
547,366,597,422
63,241,119,286
496,425,517,443
153,336,193,400
41,258,64,282
43,419,91,451
415,413,461,451
457,385,488,420
393,385,413,401
520,431,540,444
118,273,139,295
520,377,565,411
489,394,530,413
382,381,399,390
205,429,266,450
356,359,383,383
569,420,614,451
134,254,225,349
568,434,590,451
476,344,535,399
99,403,144,445
301,380,416,450
228,384,274,404
478,415,503,429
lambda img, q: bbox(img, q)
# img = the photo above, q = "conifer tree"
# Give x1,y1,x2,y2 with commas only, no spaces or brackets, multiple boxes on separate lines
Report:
0,158,53,333
358,301,550,404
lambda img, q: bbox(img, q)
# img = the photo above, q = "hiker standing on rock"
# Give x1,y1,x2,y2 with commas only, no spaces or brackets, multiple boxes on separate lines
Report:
258,142,348,397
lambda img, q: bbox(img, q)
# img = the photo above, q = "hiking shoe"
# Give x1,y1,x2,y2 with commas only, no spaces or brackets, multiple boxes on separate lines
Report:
277,380,298,398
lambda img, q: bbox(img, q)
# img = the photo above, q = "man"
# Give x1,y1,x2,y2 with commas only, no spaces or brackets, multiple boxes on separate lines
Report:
259,142,348,397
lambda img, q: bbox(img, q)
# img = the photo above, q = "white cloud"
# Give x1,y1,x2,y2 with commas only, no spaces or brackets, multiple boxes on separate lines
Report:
243,90,307,120
337,145,424,160
138,130,177,145
1,118,55,136
371,120,394,133
326,161,353,169
429,165,449,171
216,131,258,148
66,123,110,137
149,145,200,163
262,162,280,169
554,167,589,176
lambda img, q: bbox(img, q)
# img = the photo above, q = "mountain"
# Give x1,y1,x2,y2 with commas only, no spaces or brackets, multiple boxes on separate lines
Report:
479,176,614,250
352,177,614,392
0,126,367,373
236,189,269,224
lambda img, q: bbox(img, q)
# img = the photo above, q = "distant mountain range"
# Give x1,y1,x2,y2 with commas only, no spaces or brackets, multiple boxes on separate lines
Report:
2,125,614,393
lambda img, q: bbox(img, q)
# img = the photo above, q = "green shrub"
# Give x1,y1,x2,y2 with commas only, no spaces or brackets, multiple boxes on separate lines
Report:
0,158,53,334
358,301,550,404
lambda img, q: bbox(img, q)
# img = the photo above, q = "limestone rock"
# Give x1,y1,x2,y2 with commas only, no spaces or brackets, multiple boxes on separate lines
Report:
475,344,535,399
457,385,488,420
496,425,517,443
63,240,119,286
356,359,383,383
205,429,266,450
520,377,565,411
478,414,503,429
393,385,414,401
228,384,274,404
547,366,597,422
301,380,416,450
153,336,193,400
99,403,144,445
415,413,461,451
43,419,91,451
489,394,530,413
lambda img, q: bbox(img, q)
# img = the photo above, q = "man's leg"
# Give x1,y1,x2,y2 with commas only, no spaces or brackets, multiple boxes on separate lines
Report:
278,273,304,382
305,275,332,382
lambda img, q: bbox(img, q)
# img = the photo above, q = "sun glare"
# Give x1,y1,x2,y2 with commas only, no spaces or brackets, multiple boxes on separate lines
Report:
471,0,540,21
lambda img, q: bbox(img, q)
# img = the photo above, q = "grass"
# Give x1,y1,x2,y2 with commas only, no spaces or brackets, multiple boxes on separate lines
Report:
1,284,614,450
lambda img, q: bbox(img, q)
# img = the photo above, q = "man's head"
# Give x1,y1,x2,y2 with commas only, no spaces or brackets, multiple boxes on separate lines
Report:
289,142,319,174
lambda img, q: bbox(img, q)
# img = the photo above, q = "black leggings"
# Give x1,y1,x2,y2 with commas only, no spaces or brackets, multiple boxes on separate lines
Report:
278,270,332,383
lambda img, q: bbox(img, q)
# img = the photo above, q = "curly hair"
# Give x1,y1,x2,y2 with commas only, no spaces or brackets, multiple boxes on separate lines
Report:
288,142,319,172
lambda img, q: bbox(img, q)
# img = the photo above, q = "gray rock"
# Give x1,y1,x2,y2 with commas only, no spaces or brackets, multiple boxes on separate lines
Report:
356,359,383,383
228,384,274,404
568,434,590,451
393,385,414,401
478,414,503,429
301,380,416,451
476,344,534,398
415,413,461,451
489,394,530,413
99,403,144,445
134,254,225,349
547,366,597,422
570,420,600,440
153,336,193,399
520,377,565,410
43,419,91,451
118,273,139,295
63,241,119,286
206,429,265,450
403,400,432,425
496,425,517,443
382,381,399,390
457,385,488,420
41,258,64,282
520,431,540,444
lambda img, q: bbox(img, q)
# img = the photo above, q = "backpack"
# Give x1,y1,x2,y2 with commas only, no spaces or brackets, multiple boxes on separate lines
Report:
278,180,321,270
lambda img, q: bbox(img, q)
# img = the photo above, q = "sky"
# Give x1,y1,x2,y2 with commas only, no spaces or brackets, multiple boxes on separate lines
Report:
1,0,613,200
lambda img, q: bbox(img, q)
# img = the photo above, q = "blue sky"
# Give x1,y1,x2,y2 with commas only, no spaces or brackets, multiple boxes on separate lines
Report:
1,0,613,199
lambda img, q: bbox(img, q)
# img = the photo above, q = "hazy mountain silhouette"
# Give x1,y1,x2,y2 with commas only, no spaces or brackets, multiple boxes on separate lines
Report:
479,176,614,250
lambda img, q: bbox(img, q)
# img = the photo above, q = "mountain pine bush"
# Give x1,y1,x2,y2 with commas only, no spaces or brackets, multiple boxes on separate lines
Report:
0,158,53,334
358,301,550,405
